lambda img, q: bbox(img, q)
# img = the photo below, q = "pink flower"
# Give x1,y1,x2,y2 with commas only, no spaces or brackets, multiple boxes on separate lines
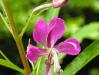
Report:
52,0,68,8
26,17,81,75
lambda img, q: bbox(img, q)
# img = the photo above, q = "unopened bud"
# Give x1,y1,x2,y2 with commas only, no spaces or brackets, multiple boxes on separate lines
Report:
52,0,68,8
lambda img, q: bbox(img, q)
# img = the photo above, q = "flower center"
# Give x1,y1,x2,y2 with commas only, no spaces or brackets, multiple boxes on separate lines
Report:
47,48,61,72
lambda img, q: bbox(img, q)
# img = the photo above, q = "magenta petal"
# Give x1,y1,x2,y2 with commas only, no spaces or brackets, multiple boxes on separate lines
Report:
47,17,65,47
55,38,81,55
26,44,46,62
33,19,48,46
66,38,81,50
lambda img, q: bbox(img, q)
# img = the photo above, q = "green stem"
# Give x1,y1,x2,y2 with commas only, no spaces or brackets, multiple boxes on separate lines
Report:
19,12,34,38
19,3,52,38
1,0,18,40
16,39,31,75
1,0,31,75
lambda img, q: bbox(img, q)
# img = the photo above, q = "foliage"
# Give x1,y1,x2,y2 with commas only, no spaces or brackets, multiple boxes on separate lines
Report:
0,0,99,75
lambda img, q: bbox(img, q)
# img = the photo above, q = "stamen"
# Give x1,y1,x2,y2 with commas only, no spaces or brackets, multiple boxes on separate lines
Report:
53,49,61,72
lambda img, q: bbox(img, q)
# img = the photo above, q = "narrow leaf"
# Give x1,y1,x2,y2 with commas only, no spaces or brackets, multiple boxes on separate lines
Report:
0,59,24,74
64,40,99,75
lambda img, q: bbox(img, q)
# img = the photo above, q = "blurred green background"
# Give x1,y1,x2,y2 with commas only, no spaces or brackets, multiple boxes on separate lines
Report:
0,0,99,75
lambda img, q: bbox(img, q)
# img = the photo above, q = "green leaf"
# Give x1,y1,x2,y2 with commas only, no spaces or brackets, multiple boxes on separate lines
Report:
64,40,99,75
0,59,24,74
72,22,99,42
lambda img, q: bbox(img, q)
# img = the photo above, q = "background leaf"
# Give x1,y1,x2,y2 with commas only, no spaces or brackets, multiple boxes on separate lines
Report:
72,22,99,42
45,7,60,23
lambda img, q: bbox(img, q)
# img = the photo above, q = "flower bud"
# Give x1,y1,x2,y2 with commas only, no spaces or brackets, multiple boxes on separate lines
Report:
52,0,68,8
